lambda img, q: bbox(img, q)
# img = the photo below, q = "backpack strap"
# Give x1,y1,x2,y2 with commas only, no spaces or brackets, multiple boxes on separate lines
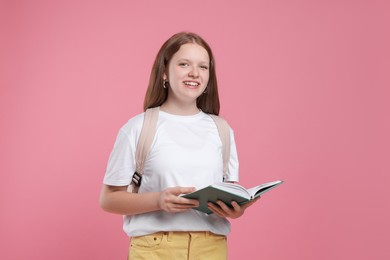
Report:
130,106,160,193
209,114,231,178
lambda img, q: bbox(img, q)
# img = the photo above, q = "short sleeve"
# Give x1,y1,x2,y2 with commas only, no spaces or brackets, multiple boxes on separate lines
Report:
103,127,137,186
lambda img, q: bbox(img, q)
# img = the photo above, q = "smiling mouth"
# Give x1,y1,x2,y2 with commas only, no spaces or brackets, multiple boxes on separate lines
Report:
183,81,200,87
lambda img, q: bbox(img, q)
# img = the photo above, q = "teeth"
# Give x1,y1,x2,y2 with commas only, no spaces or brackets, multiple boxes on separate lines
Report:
184,81,199,86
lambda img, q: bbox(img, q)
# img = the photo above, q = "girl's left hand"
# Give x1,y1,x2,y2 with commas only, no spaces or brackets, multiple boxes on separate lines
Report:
207,197,260,219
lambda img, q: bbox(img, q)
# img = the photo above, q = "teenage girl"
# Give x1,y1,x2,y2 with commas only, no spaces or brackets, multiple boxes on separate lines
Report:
100,32,259,260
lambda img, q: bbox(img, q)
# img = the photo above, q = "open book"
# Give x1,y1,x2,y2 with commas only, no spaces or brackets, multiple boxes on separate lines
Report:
181,180,283,214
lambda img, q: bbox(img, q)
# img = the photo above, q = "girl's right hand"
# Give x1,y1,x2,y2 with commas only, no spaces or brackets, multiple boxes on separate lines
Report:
158,187,199,213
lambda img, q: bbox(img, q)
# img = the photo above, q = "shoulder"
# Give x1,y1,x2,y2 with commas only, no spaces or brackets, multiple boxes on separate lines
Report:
207,113,234,132
119,112,145,136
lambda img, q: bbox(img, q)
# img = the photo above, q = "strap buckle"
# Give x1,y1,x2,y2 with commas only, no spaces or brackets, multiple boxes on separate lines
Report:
132,172,142,186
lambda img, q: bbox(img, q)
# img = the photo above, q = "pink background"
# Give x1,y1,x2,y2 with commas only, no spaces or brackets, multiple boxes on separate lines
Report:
1,0,389,259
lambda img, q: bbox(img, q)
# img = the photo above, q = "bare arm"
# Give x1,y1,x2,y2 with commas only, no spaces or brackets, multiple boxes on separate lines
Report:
99,184,200,215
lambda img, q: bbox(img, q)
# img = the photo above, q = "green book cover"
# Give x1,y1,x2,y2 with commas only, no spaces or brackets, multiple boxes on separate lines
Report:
182,180,283,214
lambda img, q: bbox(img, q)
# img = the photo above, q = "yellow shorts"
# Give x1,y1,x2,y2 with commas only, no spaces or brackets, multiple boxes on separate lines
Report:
128,231,227,260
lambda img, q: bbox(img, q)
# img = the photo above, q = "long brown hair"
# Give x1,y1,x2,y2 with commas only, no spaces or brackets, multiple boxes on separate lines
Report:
143,32,220,115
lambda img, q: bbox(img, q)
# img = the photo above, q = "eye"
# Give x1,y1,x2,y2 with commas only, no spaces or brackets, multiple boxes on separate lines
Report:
179,63,189,67
200,65,209,70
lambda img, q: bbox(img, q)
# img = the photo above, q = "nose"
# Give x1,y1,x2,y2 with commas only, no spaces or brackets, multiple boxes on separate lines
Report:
188,67,199,78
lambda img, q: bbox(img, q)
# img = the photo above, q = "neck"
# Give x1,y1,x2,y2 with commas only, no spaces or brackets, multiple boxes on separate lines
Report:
160,101,200,116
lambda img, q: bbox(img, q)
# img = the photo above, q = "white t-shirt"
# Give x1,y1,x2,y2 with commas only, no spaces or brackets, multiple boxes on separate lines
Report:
103,110,239,237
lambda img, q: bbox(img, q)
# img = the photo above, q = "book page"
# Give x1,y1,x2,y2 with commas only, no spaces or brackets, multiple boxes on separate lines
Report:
212,182,251,199
247,180,284,198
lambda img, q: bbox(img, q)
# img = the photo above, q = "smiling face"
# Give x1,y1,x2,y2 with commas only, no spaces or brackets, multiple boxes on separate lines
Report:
164,43,210,108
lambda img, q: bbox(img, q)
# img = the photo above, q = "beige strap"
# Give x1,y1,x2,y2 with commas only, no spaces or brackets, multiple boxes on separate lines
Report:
130,107,159,193
209,114,231,176
135,107,160,174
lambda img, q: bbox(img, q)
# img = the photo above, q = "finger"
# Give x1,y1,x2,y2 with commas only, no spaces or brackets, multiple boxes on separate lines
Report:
167,202,198,212
175,196,199,206
216,200,233,214
231,201,241,211
171,187,196,195
210,209,224,218
173,203,197,210
241,198,260,209
207,203,225,218
175,198,199,208
168,207,193,213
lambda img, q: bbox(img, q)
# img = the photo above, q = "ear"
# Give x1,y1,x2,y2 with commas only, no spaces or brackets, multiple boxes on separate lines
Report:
163,73,167,81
